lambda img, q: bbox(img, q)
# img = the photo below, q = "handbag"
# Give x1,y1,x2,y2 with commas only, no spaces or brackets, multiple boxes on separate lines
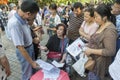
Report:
47,39,64,59
47,51,62,59
84,57,95,71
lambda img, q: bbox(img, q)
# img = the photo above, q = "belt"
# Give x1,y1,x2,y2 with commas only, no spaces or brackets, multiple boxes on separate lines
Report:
24,44,32,48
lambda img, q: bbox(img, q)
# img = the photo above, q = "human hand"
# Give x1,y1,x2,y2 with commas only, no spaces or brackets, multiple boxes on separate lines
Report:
1,56,11,77
31,61,40,69
33,37,40,44
59,60,64,63
5,65,11,77
84,47,92,56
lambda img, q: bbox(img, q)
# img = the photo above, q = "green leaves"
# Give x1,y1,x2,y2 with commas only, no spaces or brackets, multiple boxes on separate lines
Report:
8,0,114,7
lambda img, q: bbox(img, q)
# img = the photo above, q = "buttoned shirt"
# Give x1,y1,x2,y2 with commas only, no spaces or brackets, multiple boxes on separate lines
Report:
7,13,32,47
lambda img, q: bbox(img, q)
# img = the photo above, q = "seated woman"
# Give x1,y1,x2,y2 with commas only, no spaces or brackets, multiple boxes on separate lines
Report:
79,7,98,43
84,4,117,80
40,23,68,63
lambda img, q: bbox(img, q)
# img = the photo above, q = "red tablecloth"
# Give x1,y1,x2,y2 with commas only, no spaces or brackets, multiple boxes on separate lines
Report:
30,70,70,80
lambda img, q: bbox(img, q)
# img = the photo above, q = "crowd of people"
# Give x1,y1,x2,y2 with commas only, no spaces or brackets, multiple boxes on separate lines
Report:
0,0,120,80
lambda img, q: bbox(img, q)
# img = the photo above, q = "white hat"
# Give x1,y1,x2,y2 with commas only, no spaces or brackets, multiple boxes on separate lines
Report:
10,3,16,8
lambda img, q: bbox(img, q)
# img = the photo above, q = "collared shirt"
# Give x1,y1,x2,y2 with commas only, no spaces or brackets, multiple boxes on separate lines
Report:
7,13,32,47
67,13,84,40
8,9,16,20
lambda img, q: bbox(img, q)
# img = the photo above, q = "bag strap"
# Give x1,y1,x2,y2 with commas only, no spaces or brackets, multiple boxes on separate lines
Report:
61,39,64,53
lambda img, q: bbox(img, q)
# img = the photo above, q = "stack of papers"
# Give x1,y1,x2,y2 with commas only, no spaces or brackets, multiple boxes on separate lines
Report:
36,59,60,79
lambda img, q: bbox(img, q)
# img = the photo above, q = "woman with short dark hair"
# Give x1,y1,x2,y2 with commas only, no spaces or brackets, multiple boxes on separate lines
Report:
40,23,68,63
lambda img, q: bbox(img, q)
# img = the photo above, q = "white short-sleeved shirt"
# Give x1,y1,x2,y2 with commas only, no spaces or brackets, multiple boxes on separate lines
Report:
7,13,32,47
81,21,99,36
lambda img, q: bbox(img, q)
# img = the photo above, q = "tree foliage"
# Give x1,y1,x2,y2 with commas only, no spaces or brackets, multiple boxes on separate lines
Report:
8,0,115,7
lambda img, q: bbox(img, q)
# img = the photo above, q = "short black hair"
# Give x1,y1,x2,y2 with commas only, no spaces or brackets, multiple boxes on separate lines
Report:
115,0,120,4
73,2,84,10
20,0,39,13
1,5,6,10
56,23,67,36
95,4,112,21
85,7,94,17
49,3,57,10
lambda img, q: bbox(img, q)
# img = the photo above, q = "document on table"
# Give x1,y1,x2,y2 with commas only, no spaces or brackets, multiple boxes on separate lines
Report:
36,59,54,71
66,38,85,57
52,60,65,68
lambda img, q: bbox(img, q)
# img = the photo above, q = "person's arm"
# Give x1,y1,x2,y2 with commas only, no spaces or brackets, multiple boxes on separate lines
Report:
0,55,11,77
79,27,90,40
47,27,56,31
39,36,53,51
17,46,39,68
59,53,67,63
84,48,103,56
39,46,48,52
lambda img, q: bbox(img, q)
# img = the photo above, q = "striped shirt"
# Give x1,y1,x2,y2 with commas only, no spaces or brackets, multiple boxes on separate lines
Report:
67,13,84,40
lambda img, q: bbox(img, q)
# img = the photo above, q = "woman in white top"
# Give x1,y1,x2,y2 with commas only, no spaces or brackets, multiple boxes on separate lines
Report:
47,3,61,37
79,7,99,42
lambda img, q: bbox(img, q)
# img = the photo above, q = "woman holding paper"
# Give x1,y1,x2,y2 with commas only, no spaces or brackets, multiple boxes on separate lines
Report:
84,4,117,80
40,23,68,63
